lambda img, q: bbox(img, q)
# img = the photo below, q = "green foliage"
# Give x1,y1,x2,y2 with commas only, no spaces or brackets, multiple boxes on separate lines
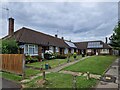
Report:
64,56,117,75
66,53,72,58
1,71,22,82
73,52,77,58
25,72,97,88
26,55,39,63
1,39,18,54
110,21,120,50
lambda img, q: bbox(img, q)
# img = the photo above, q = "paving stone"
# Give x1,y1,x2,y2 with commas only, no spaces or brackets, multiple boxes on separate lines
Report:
21,79,30,83
96,58,119,89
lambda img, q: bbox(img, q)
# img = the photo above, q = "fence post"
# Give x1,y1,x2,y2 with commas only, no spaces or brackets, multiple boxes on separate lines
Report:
43,70,46,80
22,54,25,79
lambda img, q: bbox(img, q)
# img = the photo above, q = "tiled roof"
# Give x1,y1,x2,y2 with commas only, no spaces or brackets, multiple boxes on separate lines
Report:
3,27,69,48
74,41,112,49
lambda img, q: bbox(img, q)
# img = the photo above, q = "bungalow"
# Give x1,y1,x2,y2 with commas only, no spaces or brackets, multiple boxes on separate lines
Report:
3,18,70,58
2,17,113,57
75,41,113,55
64,40,78,54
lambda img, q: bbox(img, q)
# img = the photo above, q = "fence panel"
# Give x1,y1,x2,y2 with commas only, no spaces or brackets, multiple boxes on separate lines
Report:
0,54,25,75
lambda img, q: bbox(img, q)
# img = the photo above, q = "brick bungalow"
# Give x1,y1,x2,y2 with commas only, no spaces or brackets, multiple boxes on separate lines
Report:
75,41,113,55
3,18,70,58
64,40,78,54
2,18,113,56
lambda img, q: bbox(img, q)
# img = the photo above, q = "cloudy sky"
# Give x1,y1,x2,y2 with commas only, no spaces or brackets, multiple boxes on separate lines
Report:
1,1,118,42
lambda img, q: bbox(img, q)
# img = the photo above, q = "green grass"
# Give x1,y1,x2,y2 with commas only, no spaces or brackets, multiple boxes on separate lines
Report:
25,68,40,78
24,72,97,88
26,55,82,69
64,55,117,75
1,71,22,82
1,68,41,82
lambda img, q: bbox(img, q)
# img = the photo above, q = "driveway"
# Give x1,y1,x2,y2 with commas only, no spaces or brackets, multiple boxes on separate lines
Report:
1,78,22,90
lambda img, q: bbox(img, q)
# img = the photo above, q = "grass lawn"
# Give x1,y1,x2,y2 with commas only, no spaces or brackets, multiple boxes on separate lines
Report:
26,55,82,69
25,68,40,78
24,72,97,88
63,55,117,75
1,71,22,82
1,68,41,82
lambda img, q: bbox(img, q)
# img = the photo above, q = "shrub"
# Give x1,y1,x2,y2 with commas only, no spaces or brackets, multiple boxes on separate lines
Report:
35,55,42,61
73,52,77,59
56,54,67,59
44,50,55,60
1,39,19,54
26,55,39,63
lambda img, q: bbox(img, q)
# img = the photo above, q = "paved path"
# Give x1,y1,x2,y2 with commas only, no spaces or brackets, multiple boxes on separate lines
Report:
1,78,22,89
95,58,119,89
46,56,89,72
59,70,101,79
21,56,89,83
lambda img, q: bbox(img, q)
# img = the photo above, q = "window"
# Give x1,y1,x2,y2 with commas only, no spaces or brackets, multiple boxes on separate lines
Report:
55,47,59,52
101,49,109,54
64,48,68,54
87,49,91,52
24,44,38,56
87,42,103,48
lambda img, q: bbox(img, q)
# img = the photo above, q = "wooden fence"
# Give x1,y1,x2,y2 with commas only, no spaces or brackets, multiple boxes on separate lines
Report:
0,54,25,75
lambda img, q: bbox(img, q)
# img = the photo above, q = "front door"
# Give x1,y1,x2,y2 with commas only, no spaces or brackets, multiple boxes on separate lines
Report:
94,49,96,55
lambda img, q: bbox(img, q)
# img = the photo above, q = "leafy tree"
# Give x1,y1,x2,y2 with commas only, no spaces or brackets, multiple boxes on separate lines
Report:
0,39,19,54
109,21,120,50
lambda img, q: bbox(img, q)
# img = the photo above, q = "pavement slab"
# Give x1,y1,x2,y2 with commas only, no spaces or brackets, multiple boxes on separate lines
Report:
96,58,119,89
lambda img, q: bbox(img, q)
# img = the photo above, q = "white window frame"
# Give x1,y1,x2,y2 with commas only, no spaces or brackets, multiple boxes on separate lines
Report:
55,47,59,53
64,48,68,54
100,49,109,54
24,44,38,56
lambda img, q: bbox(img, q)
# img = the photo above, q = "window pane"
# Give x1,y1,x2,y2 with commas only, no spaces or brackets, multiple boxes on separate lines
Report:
29,48,34,54
34,45,38,54
25,45,28,54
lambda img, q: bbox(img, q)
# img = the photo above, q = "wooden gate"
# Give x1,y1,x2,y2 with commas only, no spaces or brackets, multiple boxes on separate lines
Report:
0,54,25,75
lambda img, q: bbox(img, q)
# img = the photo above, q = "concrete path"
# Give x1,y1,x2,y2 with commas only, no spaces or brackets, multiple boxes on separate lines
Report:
1,78,22,89
95,58,119,89
59,70,101,79
21,56,89,83
46,56,89,72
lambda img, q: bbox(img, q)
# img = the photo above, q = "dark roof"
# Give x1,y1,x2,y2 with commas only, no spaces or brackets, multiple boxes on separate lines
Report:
74,42,87,49
3,27,69,48
74,40,112,49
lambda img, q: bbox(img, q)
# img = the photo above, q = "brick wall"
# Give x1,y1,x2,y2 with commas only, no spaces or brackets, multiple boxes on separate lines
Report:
38,45,42,56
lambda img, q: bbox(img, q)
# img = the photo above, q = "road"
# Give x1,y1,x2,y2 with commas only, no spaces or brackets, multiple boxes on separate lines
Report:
1,78,22,90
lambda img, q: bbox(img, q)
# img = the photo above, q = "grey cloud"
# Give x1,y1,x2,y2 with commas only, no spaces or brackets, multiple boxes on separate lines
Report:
1,2,118,42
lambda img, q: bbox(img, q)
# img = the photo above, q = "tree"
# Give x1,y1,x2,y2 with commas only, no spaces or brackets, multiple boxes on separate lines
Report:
0,39,19,54
109,21,120,50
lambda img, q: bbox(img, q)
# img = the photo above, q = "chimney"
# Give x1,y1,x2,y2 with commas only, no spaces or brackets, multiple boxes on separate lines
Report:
55,34,57,38
105,37,108,44
8,17,14,36
61,37,64,40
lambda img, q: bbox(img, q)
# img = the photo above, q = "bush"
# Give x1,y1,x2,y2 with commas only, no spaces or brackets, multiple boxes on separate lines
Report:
44,50,55,60
73,52,77,59
56,54,67,59
26,55,39,63
1,39,19,54
35,55,42,61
